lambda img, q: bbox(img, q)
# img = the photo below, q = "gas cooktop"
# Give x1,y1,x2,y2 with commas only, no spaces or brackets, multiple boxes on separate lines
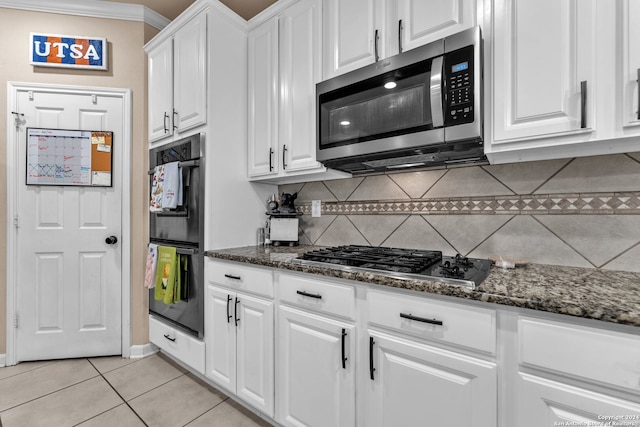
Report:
292,245,491,289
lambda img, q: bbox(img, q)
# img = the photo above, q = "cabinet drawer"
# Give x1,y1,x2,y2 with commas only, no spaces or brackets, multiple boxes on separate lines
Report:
149,315,205,374
207,258,273,298
519,317,640,392
278,273,356,320
367,289,496,354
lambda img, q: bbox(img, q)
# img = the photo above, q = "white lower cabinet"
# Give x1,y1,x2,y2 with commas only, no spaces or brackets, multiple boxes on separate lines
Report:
518,373,640,427
276,305,356,427
205,261,275,417
365,330,497,427
149,314,205,374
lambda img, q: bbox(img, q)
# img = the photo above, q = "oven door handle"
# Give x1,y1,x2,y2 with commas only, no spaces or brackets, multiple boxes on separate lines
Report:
147,159,200,175
430,56,444,128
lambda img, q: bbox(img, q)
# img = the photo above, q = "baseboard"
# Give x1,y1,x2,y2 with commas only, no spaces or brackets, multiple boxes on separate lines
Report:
129,343,158,359
0,354,5,367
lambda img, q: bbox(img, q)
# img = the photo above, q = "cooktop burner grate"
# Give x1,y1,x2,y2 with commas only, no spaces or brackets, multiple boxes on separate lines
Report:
295,245,492,289
300,245,443,273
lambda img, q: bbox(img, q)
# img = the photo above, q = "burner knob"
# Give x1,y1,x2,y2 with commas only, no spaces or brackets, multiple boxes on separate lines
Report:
443,261,451,268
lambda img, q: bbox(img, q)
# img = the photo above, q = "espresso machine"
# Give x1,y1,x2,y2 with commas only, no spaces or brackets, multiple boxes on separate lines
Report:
266,193,301,246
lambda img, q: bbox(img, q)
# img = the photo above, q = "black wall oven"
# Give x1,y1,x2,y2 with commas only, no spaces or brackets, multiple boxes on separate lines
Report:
148,133,204,338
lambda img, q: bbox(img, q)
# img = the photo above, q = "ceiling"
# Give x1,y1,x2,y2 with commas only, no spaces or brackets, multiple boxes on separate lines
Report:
106,0,277,21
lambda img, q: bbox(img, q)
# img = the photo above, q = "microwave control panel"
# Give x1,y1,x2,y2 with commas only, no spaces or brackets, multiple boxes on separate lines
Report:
444,46,475,126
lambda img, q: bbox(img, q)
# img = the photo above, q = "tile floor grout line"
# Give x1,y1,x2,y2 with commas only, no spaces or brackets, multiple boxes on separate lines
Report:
87,358,149,427
181,397,231,427
0,371,102,414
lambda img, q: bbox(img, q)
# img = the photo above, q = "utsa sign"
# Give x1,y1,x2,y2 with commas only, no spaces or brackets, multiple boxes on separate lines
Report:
30,33,108,70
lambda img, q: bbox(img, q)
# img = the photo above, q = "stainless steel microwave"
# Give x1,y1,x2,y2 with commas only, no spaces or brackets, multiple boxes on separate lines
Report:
316,26,484,174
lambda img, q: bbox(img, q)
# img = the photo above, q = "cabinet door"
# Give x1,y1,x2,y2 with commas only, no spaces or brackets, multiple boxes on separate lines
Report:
394,0,475,54
236,293,275,417
205,285,236,393
492,0,596,142
279,0,324,173
173,11,207,134
517,373,640,427
148,39,173,142
323,0,383,79
365,331,497,427
621,0,640,131
277,305,355,427
248,18,279,177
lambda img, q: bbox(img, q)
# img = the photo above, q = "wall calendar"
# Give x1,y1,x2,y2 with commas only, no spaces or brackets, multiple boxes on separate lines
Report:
26,128,113,186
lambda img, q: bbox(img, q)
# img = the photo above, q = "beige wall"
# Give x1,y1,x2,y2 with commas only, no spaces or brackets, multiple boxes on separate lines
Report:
0,8,160,355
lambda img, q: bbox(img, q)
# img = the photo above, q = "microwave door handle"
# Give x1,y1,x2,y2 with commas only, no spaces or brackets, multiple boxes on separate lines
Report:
430,56,444,128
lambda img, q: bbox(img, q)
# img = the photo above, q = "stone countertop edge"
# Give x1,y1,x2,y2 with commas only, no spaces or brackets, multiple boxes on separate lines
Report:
204,245,640,328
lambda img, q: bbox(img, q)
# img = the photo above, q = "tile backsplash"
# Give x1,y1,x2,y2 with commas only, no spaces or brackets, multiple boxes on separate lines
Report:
280,153,640,272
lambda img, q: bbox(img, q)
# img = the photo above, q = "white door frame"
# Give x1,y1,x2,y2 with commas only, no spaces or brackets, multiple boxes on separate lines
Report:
5,82,132,365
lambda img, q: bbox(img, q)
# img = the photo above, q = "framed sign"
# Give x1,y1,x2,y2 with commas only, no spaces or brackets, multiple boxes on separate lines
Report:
26,128,113,187
30,33,108,70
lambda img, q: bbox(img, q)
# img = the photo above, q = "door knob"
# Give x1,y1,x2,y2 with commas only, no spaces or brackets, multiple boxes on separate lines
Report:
105,236,118,245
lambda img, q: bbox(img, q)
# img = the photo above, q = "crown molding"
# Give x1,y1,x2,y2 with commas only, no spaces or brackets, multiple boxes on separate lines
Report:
0,0,171,30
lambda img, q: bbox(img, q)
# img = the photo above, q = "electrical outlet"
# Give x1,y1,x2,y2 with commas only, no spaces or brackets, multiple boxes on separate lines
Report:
312,200,321,217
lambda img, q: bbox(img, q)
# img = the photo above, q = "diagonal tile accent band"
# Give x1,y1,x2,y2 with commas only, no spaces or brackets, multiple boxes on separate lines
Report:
296,192,640,215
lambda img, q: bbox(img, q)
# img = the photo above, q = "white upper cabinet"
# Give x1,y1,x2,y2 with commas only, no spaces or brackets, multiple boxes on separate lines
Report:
248,0,331,181
173,13,207,134
491,0,596,142
147,12,207,144
621,0,640,132
323,0,476,79
148,39,174,142
488,0,640,164
248,18,279,176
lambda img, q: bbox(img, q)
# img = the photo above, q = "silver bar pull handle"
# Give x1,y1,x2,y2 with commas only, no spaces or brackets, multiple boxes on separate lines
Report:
430,56,444,128
163,112,169,134
580,80,587,128
374,29,380,62
637,69,640,120
398,19,403,53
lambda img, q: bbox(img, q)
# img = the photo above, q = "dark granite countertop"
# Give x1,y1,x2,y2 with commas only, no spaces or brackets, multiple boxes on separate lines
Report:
205,245,640,327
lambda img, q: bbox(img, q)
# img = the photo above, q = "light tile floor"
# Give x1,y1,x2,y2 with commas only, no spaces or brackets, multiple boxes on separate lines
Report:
0,353,273,427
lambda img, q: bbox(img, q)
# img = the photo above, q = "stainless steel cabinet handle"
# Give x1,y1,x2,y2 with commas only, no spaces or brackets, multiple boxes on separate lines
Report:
580,80,587,128
398,19,403,53
173,109,178,130
163,112,169,134
374,29,380,62
282,144,288,170
430,56,444,128
400,312,443,326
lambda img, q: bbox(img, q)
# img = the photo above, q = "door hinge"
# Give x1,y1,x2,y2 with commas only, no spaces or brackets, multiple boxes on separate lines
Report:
13,215,19,229
13,313,18,328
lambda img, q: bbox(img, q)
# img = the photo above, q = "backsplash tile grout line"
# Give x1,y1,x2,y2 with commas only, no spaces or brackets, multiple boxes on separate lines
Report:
531,216,596,268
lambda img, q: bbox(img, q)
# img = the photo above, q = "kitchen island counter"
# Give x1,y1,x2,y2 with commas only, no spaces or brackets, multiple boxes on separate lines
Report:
205,245,640,327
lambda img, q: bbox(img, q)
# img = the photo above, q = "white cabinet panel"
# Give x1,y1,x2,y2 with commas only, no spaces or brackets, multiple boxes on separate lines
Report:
248,18,279,177
148,39,173,142
206,283,275,417
518,373,640,427
323,0,381,78
277,305,355,427
279,0,323,173
365,330,497,427
621,0,640,132
147,12,207,144
173,12,207,134
492,0,595,142
396,0,475,53
149,315,205,374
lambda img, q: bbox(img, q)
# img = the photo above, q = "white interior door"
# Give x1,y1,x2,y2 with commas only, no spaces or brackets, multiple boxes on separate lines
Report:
11,86,124,361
